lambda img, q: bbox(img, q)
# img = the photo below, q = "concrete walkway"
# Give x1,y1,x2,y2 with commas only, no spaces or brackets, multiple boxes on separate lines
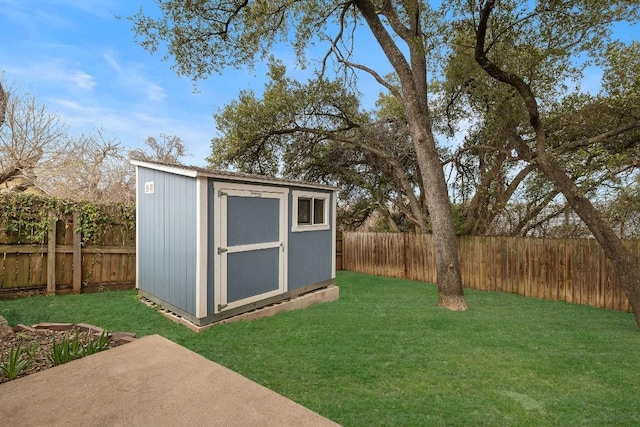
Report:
0,335,339,426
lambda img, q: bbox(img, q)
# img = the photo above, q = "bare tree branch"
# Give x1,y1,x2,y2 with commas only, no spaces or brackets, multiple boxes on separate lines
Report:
0,81,7,129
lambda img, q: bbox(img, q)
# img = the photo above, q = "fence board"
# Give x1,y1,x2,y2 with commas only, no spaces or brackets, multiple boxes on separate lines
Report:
342,232,635,313
336,232,343,271
2,253,18,289
0,254,4,287
29,253,46,286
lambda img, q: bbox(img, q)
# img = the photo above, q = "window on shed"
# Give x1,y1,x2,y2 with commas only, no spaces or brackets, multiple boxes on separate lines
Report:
298,198,312,225
292,191,330,232
313,198,325,224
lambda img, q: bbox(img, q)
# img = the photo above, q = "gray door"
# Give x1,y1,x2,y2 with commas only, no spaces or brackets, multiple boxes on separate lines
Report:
214,183,287,312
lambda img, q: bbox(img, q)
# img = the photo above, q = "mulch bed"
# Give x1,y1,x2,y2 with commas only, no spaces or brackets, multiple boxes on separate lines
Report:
0,322,136,384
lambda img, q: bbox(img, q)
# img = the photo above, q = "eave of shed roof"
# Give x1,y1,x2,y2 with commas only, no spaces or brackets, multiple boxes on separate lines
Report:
130,159,339,191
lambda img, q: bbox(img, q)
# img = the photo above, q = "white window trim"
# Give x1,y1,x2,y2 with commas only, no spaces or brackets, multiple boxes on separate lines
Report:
292,190,330,232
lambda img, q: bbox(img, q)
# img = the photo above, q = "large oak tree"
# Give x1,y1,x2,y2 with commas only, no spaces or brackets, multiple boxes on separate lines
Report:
451,0,640,326
132,0,469,310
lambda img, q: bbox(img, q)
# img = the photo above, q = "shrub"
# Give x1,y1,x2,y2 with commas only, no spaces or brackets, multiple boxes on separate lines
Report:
0,342,38,380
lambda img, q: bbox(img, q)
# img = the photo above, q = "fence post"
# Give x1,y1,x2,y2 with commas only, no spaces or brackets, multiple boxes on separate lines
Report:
403,233,408,278
72,211,82,294
336,231,343,271
46,211,56,295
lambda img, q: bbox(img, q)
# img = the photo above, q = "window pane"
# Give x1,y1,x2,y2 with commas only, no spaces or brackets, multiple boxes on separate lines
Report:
313,198,325,224
298,198,311,224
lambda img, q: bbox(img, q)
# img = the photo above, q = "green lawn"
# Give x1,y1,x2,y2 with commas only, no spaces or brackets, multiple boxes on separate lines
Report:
2,271,640,426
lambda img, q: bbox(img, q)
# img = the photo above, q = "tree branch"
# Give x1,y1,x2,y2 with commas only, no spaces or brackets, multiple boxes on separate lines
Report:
340,59,400,97
557,119,640,154
0,81,6,128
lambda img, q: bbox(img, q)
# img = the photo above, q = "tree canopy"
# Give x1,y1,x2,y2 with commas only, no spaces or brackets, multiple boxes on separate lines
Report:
452,0,640,326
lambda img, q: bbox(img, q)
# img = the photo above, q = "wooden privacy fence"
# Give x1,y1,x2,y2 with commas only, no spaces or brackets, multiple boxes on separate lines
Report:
342,232,640,312
0,212,136,298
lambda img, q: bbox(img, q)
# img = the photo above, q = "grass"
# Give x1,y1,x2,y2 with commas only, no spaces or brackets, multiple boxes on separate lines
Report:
2,271,640,426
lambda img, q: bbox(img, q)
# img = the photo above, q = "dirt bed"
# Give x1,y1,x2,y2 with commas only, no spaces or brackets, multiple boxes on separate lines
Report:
0,327,123,384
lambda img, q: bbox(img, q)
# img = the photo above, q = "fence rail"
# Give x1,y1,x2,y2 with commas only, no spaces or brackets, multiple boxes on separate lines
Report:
0,213,135,298
342,232,639,312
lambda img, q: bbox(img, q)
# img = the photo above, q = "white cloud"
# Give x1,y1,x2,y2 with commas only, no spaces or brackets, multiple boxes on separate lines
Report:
53,98,97,115
55,0,116,19
0,0,78,31
5,60,96,92
103,52,122,73
143,82,167,102
50,95,212,165
70,71,97,89
101,50,167,102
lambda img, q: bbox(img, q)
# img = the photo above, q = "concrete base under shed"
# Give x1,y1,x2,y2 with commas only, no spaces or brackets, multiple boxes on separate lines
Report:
141,285,339,333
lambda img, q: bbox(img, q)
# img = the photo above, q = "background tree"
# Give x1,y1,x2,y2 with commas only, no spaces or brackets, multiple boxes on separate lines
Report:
0,80,7,128
0,78,191,203
438,20,640,238
44,132,190,203
132,1,468,310
37,130,134,203
604,174,640,239
129,134,188,164
211,63,429,232
0,80,67,193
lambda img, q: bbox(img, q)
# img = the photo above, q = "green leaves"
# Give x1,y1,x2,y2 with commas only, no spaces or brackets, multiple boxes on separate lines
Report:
130,0,326,79
48,331,83,366
0,342,38,381
47,330,112,366
209,60,364,176
0,193,135,245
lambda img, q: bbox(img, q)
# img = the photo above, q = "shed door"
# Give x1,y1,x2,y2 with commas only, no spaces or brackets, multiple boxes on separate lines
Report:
214,183,288,313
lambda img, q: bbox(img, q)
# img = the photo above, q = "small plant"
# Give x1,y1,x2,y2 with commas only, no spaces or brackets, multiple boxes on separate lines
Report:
47,330,112,366
0,342,39,381
82,331,111,356
48,331,83,366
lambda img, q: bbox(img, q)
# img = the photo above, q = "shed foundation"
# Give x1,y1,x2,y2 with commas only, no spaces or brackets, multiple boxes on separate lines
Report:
141,285,339,333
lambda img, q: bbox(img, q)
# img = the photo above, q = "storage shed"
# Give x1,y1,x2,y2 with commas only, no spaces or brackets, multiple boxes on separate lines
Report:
132,160,338,326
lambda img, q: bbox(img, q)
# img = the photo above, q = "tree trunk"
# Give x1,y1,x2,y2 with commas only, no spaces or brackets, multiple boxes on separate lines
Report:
413,124,468,310
353,0,467,310
537,152,640,328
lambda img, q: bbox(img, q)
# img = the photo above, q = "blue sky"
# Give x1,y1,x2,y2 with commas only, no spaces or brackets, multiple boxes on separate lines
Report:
0,0,295,165
0,1,637,167
0,0,389,166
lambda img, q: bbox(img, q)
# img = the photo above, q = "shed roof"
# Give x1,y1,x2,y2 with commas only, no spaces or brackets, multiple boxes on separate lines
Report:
131,159,339,191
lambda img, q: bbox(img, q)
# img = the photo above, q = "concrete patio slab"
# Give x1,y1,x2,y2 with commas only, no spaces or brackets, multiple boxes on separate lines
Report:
0,334,339,427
